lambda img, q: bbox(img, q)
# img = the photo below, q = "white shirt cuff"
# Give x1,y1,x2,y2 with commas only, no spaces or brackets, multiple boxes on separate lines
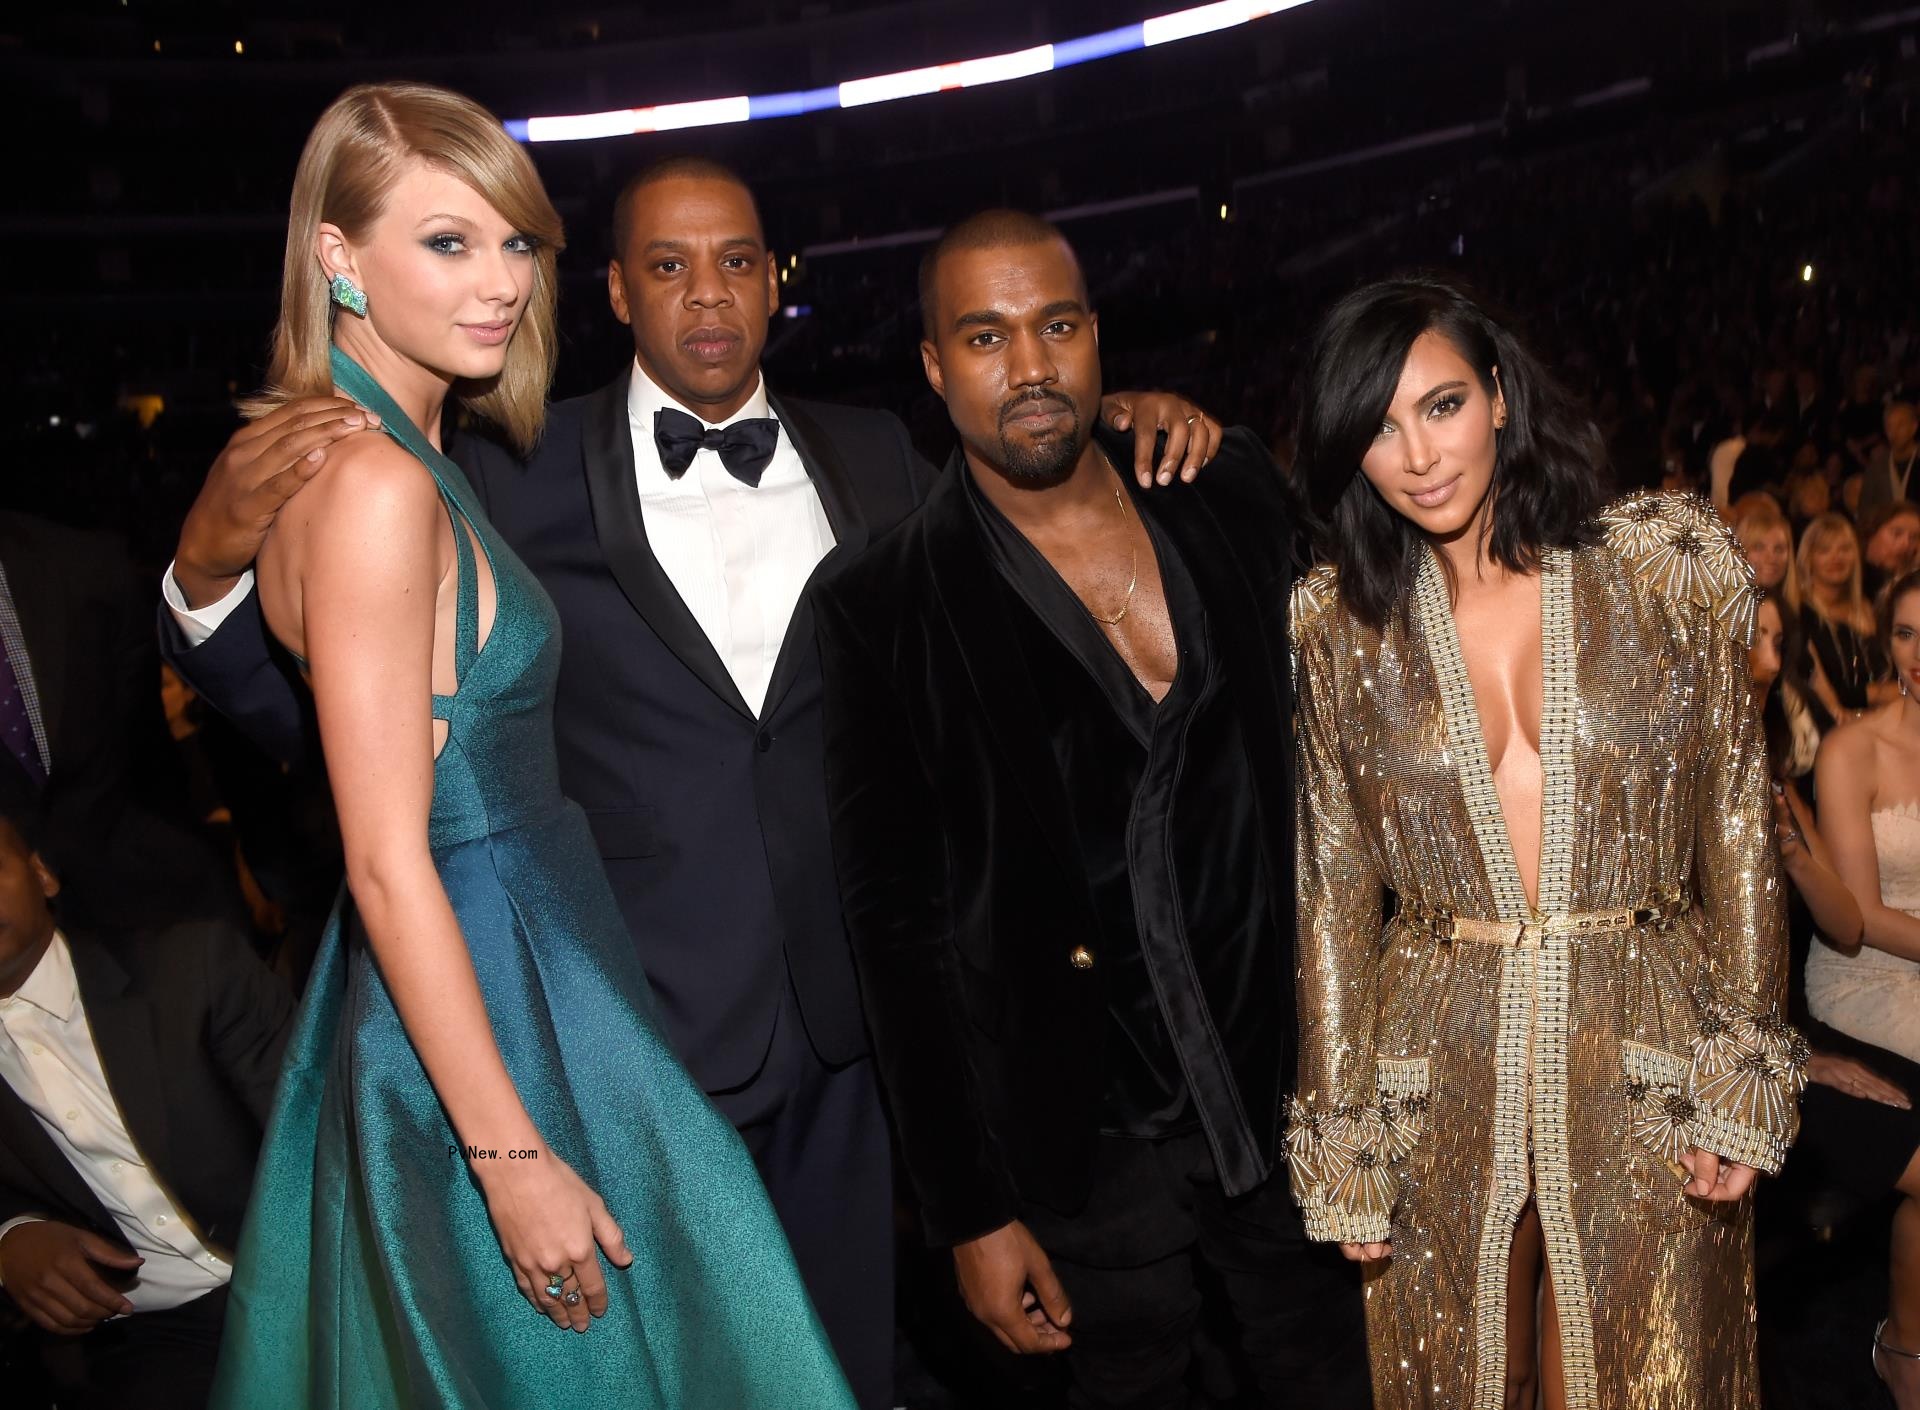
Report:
163,563,255,649
0,1214,48,1287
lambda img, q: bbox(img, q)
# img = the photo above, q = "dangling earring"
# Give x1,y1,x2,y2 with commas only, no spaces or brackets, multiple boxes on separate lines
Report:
330,273,368,318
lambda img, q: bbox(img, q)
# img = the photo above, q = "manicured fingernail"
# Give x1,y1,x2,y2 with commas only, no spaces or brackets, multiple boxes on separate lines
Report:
368,411,381,424
344,414,364,427
307,449,325,462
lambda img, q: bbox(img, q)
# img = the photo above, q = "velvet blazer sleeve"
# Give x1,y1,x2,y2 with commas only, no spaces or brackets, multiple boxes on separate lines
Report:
815,579,1017,1246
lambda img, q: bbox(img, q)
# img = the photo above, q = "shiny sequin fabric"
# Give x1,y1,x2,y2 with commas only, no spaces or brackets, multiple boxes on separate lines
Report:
1288,493,1804,1409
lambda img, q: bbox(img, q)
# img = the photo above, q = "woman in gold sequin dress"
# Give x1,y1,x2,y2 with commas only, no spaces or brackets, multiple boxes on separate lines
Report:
1284,277,1806,1410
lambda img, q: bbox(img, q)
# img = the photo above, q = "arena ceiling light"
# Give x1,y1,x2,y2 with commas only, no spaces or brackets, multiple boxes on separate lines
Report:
507,1,1315,143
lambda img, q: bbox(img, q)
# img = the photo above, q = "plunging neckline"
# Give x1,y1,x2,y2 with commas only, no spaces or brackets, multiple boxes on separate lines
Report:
1414,546,1577,921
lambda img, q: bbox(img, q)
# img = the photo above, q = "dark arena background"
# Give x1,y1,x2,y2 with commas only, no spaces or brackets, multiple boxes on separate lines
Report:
4,3,1920,1407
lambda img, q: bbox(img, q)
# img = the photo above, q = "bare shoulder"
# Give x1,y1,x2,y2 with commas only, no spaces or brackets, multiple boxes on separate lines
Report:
277,430,444,558
1817,709,1882,775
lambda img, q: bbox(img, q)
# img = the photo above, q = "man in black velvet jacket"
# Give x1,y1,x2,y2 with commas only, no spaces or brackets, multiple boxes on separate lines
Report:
156,161,1218,1410
816,212,1367,1406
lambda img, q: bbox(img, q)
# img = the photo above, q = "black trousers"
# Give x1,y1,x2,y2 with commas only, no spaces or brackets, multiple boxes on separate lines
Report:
36,1285,227,1410
1023,1132,1370,1410
710,979,895,1410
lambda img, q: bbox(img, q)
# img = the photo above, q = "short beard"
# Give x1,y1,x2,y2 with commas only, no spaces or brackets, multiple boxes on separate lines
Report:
992,393,1082,488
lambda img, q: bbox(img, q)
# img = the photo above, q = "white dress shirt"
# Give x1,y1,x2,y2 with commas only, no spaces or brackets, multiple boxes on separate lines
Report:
166,361,837,719
0,932,229,1312
162,565,251,649
628,360,836,717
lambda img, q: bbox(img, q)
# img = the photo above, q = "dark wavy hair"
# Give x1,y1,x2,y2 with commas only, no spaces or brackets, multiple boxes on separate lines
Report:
1755,593,1811,780
1878,567,1920,645
1293,275,1610,628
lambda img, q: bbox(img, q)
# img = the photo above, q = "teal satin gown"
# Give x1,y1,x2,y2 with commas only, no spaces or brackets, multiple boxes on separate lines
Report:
210,349,854,1408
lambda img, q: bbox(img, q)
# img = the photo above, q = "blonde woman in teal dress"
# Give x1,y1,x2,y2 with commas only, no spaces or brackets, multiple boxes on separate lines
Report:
208,82,851,1408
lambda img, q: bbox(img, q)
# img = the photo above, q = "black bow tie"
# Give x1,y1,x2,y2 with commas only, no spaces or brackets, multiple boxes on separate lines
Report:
653,407,780,487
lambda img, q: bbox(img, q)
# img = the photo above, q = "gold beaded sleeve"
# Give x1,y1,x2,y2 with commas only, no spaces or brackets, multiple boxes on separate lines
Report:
1285,567,1406,1242
1601,492,1807,1173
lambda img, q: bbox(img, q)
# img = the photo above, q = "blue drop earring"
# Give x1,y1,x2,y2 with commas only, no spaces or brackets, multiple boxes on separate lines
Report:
329,272,368,318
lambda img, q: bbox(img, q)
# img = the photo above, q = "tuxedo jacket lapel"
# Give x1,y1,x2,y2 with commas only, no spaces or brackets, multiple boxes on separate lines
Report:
581,372,754,721
760,394,872,721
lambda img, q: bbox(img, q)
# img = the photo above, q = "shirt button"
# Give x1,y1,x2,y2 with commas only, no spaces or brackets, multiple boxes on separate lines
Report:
1069,945,1095,971
29,1044,43,1056
156,1215,169,1227
64,1109,78,1123
112,1162,123,1173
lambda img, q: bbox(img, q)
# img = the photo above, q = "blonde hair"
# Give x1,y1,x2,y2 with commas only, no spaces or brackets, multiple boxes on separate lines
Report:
1796,511,1873,635
1731,499,1800,613
246,82,565,453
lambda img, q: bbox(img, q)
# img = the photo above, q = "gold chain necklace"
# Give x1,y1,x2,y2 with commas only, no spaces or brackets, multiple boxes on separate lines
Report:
1089,484,1138,627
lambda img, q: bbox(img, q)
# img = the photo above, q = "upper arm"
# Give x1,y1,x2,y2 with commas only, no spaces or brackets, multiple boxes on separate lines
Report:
197,922,294,1123
275,442,447,871
1816,727,1883,903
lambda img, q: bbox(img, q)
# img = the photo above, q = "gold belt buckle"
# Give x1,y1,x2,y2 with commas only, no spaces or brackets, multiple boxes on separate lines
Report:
1513,916,1546,949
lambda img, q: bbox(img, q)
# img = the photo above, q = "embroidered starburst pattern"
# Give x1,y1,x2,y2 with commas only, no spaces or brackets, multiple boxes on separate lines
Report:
1600,491,1760,645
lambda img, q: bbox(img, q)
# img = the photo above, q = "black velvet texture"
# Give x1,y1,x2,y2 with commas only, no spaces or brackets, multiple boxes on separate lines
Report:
816,424,1301,1246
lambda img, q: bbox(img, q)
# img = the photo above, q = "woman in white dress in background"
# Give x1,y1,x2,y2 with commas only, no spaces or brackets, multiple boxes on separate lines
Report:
1812,568,1920,1064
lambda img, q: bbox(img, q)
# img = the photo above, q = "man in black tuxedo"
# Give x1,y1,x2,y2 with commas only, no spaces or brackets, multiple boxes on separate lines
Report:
815,212,1367,1406
157,158,1217,1408
0,793,293,1409
0,512,234,932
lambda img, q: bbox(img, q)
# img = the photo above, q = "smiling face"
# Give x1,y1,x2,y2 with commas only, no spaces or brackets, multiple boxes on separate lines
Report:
1356,329,1507,545
1741,521,1792,592
920,237,1100,487
608,175,777,421
317,160,536,386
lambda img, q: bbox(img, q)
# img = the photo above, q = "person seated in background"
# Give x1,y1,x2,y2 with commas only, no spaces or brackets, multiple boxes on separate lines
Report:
1787,465,1835,534
1862,501,1920,603
1860,401,1920,519
0,787,293,1409
1799,512,1896,730
0,511,238,932
1753,588,1920,1409
1732,494,1799,610
1725,408,1792,507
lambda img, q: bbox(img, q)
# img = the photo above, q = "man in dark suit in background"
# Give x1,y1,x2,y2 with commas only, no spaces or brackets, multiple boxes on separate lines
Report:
0,791,293,1409
0,512,234,931
156,158,1218,1409
815,211,1366,1406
